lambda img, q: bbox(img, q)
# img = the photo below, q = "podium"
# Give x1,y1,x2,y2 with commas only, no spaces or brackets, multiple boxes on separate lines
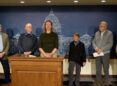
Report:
9,55,63,86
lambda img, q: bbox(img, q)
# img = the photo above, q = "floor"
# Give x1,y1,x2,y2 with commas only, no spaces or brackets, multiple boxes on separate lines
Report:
0,75,117,86
0,84,11,86
0,82,117,86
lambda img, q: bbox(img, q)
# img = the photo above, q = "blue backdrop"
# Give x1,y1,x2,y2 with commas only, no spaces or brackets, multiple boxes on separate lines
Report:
0,6,117,57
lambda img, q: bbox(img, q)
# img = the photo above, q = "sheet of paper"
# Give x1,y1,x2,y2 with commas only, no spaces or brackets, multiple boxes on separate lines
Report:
93,52,104,57
29,55,37,58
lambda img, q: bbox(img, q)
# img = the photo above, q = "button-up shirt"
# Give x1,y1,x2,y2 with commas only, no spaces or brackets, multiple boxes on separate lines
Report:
0,33,3,52
100,31,105,39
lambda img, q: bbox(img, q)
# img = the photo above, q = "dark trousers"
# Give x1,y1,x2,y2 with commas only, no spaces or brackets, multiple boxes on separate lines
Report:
96,53,110,82
0,59,11,82
68,61,81,86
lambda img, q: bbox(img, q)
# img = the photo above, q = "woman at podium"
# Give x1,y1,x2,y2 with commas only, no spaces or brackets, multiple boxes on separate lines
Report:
39,20,58,58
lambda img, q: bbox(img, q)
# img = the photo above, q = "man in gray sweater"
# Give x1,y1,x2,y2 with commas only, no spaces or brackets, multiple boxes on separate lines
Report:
92,21,113,86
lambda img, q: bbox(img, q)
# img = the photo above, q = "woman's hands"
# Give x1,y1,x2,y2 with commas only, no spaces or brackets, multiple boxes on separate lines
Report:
24,51,31,56
39,48,57,58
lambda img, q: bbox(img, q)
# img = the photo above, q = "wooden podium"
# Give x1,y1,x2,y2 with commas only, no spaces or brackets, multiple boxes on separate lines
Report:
9,55,63,86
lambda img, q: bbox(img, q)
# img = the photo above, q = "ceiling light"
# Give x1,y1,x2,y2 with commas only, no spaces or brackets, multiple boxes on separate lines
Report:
20,1,25,4
46,0,52,3
74,0,79,3
101,0,106,3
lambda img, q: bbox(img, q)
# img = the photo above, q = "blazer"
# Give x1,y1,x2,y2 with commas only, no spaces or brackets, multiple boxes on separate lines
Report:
68,41,86,66
92,30,113,54
1,32,9,59
18,33,38,55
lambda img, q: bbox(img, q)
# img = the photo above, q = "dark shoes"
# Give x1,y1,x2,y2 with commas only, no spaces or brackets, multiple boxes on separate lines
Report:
93,80,113,86
103,80,113,86
0,79,11,84
93,80,103,86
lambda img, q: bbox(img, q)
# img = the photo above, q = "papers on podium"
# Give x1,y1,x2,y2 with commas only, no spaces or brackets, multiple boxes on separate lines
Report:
29,55,37,58
93,52,104,57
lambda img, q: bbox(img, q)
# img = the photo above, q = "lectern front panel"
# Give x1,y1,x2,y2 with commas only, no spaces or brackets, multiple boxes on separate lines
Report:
9,57,63,86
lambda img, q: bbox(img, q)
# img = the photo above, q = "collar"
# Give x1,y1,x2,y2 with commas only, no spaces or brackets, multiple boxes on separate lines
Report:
101,30,106,34
74,40,79,45
99,30,107,33
25,33,32,35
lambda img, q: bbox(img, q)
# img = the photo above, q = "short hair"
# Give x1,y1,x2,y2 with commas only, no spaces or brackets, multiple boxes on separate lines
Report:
25,23,32,27
99,21,108,26
73,32,80,37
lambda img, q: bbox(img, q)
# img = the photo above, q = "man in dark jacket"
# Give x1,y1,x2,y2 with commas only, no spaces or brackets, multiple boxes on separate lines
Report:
68,33,86,86
18,23,38,56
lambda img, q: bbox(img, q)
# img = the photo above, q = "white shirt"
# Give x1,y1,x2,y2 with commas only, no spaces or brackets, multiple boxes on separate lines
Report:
0,33,3,52
100,31,105,39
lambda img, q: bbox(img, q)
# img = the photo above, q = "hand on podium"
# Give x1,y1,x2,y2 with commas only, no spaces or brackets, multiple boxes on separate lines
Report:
44,53,52,58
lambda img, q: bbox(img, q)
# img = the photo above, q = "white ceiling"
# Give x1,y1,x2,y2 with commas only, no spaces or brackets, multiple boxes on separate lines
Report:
0,0,117,6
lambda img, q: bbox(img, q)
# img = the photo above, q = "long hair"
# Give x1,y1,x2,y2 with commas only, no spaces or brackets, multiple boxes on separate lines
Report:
43,20,53,33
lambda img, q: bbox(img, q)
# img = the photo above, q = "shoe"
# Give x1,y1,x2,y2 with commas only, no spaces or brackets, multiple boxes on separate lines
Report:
103,80,113,86
93,80,103,86
0,79,11,84
103,82,113,86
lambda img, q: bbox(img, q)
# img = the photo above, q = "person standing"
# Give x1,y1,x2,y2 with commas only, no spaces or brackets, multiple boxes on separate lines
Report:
68,33,86,86
0,24,10,83
92,21,113,86
18,23,38,56
39,20,58,58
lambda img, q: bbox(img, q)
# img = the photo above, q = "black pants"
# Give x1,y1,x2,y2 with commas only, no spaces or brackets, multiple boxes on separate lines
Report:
68,61,81,86
0,59,11,83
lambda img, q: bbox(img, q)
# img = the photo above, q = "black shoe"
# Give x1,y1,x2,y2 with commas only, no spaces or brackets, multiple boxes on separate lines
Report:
103,80,113,86
0,79,11,84
5,79,11,83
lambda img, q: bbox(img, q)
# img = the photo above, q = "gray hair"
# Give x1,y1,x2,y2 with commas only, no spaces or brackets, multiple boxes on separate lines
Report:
25,23,32,27
99,21,108,26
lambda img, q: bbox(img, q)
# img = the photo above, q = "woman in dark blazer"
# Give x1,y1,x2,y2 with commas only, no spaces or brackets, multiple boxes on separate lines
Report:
68,33,86,86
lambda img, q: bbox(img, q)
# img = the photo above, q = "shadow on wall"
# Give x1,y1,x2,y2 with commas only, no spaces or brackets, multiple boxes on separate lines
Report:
6,28,18,56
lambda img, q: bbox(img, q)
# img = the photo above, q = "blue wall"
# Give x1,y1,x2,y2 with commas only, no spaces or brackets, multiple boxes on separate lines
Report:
0,6,117,57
